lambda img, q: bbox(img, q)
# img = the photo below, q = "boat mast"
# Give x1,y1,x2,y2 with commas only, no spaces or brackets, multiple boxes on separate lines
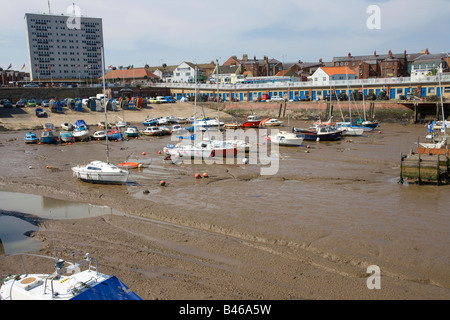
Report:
194,64,197,142
346,66,352,123
362,82,366,121
101,46,109,163
216,59,220,130
438,71,448,145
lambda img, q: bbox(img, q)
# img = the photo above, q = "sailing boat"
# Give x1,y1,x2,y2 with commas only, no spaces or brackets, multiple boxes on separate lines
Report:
163,66,236,162
418,71,448,154
268,82,304,146
0,252,141,300
336,67,364,136
72,47,129,184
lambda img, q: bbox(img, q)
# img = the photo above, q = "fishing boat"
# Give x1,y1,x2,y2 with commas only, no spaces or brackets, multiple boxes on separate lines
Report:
24,132,38,144
61,122,73,131
72,47,129,185
241,114,261,128
268,131,304,146
292,125,342,141
124,126,140,138
142,117,159,126
118,162,140,169
0,252,141,300
73,125,90,141
172,124,183,132
107,128,123,141
93,130,106,140
60,131,74,143
35,107,46,118
164,140,237,161
141,126,170,136
261,118,283,127
40,130,58,144
116,120,127,128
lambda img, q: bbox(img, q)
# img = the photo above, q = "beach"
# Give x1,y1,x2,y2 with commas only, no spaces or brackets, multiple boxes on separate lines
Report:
0,103,449,300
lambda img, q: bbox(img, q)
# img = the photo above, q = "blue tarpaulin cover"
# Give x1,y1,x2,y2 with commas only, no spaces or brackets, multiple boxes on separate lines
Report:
70,275,142,300
74,120,87,128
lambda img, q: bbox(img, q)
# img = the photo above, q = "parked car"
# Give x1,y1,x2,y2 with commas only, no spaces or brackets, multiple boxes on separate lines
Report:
148,97,160,104
165,96,176,103
23,83,39,88
269,96,286,102
27,99,37,107
16,99,27,107
156,96,168,103
323,93,338,101
41,100,50,107
2,99,13,108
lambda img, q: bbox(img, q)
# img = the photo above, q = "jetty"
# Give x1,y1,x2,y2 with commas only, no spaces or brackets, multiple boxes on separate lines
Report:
400,152,449,185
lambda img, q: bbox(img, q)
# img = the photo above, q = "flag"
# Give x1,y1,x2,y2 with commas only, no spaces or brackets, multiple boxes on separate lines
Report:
108,65,113,69
7,64,12,70
128,65,133,70
48,64,51,71
21,64,26,71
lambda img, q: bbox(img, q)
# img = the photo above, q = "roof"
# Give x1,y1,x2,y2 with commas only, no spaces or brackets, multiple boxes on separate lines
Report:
101,68,158,80
320,67,355,76
413,53,450,63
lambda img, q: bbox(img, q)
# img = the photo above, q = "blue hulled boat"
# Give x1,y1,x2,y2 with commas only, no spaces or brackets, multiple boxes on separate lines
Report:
24,132,39,144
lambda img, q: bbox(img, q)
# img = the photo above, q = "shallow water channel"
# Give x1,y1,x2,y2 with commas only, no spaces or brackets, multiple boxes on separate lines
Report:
0,191,121,255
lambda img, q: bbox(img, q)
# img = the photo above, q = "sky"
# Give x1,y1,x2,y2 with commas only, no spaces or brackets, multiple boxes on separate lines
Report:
1,0,449,72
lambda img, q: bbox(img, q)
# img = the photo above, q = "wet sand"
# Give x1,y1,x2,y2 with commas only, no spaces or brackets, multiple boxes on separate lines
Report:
0,104,449,300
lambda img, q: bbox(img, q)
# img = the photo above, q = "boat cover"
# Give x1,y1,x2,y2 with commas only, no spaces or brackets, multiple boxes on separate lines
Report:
74,120,87,128
70,275,142,300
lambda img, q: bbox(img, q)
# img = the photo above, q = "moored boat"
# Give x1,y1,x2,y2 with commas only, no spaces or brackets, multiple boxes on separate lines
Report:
124,126,140,138
268,131,304,146
24,131,38,144
72,161,129,184
0,252,141,300
40,130,58,144
60,131,74,143
292,125,342,141
241,115,261,128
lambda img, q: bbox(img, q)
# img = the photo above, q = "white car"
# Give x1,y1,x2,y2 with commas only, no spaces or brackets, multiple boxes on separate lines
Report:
269,96,286,102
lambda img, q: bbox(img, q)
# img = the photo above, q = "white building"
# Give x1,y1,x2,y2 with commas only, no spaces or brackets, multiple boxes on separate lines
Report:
24,12,103,81
309,66,356,85
410,53,450,82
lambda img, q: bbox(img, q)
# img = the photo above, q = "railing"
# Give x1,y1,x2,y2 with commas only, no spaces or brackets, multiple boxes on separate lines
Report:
152,75,450,91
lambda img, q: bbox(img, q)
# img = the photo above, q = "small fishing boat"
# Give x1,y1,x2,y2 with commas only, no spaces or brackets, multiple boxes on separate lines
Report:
73,125,90,141
24,132,38,144
142,118,158,126
61,122,73,131
260,118,283,127
40,130,58,144
141,126,170,136
93,130,106,140
241,115,261,128
60,131,74,143
0,252,141,300
292,125,342,141
172,124,183,132
124,126,140,138
118,162,140,169
107,129,123,141
116,120,127,128
268,131,304,146
35,107,47,118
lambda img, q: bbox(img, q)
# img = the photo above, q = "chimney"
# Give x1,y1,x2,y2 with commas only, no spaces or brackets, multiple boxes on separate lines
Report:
404,50,407,57
425,48,429,55
348,52,352,58
389,50,392,59
374,50,377,57
243,54,248,61
319,58,323,63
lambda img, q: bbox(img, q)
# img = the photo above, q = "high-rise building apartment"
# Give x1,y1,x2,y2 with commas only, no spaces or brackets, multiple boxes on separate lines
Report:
24,12,103,81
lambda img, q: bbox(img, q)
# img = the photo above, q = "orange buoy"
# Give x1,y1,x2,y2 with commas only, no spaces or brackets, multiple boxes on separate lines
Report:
306,145,310,148
378,131,382,134
142,152,146,156
160,180,166,186
158,150,161,154
195,173,201,179
203,172,209,178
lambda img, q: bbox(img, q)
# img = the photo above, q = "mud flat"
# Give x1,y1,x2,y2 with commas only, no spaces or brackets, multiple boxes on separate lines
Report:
0,108,449,300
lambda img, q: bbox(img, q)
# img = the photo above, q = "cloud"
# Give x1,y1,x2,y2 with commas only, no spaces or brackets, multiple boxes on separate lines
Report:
0,0,448,72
